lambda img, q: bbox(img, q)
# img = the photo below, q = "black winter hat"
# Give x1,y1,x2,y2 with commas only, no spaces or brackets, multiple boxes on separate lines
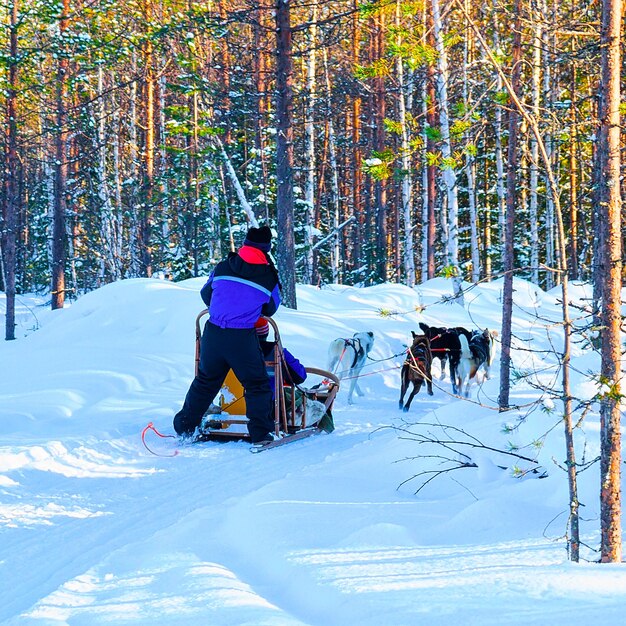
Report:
244,226,273,252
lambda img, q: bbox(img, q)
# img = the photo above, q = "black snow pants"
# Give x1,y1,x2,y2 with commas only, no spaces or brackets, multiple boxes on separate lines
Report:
173,322,274,442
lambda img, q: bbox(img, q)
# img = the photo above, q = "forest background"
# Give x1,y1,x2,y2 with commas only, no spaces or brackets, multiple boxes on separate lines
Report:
1,0,624,306
0,0,624,562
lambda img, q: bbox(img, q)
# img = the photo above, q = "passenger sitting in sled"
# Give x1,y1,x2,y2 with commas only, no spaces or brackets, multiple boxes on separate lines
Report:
255,317,334,433
254,317,307,387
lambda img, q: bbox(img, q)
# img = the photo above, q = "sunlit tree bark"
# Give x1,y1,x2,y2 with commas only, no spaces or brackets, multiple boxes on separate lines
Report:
596,0,623,564
2,0,19,338
275,0,297,308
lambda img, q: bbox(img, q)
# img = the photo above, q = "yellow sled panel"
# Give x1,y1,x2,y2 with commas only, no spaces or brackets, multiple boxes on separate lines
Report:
219,369,246,415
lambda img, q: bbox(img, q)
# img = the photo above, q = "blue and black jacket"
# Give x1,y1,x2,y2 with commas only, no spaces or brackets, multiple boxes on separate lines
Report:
200,248,281,328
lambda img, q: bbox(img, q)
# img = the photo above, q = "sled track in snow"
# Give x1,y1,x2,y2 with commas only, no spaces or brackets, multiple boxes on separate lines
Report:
0,427,372,622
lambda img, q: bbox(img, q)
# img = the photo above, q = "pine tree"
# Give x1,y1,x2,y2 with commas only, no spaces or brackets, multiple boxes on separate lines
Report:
596,0,623,564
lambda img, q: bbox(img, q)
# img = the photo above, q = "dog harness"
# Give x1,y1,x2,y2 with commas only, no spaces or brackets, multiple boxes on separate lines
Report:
341,337,365,370
468,333,489,363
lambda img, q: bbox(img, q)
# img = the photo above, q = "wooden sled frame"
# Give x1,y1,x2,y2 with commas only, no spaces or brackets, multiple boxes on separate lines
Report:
194,310,340,441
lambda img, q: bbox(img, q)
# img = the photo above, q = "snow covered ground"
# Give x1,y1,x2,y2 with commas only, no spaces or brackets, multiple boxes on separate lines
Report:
1,276,625,625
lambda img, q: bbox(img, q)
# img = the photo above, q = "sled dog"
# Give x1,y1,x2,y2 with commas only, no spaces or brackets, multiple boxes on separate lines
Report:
399,332,433,412
457,329,498,397
327,331,375,404
419,322,472,393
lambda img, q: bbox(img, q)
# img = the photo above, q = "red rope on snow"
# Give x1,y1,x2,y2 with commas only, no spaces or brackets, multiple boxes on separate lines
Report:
141,422,179,457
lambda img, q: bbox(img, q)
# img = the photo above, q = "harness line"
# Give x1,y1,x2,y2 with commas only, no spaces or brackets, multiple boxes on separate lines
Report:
367,349,408,363
333,347,407,378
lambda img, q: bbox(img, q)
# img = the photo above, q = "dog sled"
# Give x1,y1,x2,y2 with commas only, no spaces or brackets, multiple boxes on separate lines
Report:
194,310,340,449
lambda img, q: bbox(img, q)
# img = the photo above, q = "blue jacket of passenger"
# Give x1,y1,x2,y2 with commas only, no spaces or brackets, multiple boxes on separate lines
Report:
282,348,307,385
260,340,307,386
260,341,307,400
201,247,281,328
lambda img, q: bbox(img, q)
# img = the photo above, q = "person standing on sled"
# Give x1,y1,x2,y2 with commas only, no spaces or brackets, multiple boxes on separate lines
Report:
173,225,281,444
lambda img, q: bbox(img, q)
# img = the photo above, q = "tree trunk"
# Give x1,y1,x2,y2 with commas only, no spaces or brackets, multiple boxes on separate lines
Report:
303,2,318,284
351,0,363,281
482,154,492,279
463,1,479,283
528,10,542,285
374,12,387,283
158,70,170,254
568,56,579,279
112,101,124,277
597,0,622,564
425,9,437,281
2,0,19,338
139,0,155,277
187,36,200,277
492,15,506,274
96,67,121,283
396,0,415,287
432,0,462,301
467,155,479,282
323,50,341,284
420,81,432,282
543,21,555,288
217,0,232,145
275,0,297,308
51,0,70,310
498,0,522,410
214,136,258,228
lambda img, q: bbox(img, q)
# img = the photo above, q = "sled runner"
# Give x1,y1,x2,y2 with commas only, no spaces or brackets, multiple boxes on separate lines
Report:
193,310,340,448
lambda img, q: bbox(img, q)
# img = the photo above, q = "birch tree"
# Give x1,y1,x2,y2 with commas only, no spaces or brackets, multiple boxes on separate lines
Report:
396,0,415,287
492,14,506,272
432,0,462,301
95,67,121,283
302,1,318,285
422,3,437,281
463,0,479,283
323,50,341,284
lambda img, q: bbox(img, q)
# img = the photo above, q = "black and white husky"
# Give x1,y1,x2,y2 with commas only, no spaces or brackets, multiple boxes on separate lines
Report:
457,329,498,397
327,331,375,404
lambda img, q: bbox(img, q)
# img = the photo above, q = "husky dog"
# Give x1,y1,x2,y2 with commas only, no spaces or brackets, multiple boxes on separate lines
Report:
327,331,375,404
399,332,433,412
457,329,498,397
419,322,472,393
